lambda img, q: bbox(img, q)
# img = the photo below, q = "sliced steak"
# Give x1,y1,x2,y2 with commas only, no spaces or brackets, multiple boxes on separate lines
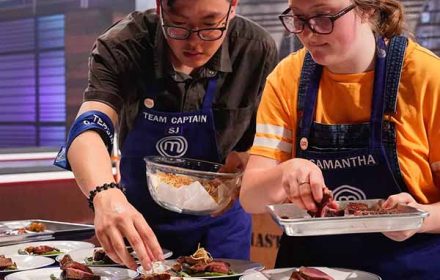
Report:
308,190,337,218
136,273,172,280
0,255,15,270
60,254,74,269
26,245,57,255
59,254,100,279
176,255,199,265
61,268,100,280
190,260,230,274
290,267,335,280
92,248,115,264
290,270,307,280
345,202,369,215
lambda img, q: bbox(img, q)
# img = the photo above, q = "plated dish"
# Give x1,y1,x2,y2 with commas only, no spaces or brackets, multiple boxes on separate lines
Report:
56,247,173,267
138,246,263,279
0,220,95,247
0,255,54,273
0,240,95,257
4,266,138,280
240,267,381,280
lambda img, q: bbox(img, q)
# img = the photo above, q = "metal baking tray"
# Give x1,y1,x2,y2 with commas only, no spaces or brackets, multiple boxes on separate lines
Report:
267,199,429,236
0,219,95,246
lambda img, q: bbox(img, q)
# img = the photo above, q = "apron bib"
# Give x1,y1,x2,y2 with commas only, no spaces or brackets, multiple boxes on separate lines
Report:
120,78,251,259
276,37,440,279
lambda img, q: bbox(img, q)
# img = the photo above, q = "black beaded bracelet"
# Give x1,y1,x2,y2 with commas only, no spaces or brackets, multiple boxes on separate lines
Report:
88,182,126,211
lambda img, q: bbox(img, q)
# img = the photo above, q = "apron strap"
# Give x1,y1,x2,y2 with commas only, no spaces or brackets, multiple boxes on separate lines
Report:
201,77,218,110
384,36,408,114
297,52,322,142
370,36,408,149
297,52,317,112
369,37,387,149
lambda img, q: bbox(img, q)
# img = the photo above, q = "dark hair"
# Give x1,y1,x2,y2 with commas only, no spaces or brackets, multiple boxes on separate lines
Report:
165,0,232,8
352,0,407,39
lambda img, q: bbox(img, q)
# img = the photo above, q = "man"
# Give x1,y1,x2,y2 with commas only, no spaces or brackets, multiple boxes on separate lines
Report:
55,0,277,270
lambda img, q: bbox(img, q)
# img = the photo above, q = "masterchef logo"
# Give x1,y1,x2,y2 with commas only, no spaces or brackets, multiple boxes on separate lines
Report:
333,185,367,201
156,136,188,158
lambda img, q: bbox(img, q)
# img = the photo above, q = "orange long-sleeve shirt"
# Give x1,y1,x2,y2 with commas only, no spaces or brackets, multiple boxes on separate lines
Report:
251,39,440,203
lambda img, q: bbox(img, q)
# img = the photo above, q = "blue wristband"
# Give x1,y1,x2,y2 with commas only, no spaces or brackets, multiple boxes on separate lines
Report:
54,111,115,170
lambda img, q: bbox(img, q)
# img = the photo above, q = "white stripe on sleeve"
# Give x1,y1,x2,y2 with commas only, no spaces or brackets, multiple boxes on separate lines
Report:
256,124,292,139
253,136,292,153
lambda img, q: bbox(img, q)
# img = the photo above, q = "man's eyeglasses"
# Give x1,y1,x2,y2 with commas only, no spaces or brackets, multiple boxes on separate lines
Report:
159,2,232,41
279,4,356,35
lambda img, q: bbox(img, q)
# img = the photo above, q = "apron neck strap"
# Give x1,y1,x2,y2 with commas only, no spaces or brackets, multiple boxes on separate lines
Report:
369,36,387,149
297,36,407,150
201,77,218,110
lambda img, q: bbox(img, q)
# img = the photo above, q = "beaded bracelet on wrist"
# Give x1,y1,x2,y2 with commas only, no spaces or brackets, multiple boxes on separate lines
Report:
88,182,126,211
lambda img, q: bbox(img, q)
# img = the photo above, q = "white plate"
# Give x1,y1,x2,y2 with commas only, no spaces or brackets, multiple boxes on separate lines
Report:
0,240,95,257
240,267,381,280
56,247,173,266
138,258,264,279
0,255,54,273
5,266,139,280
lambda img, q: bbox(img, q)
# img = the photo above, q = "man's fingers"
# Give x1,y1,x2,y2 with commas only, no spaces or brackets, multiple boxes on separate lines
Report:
98,234,123,265
121,221,153,271
134,217,163,262
108,228,137,270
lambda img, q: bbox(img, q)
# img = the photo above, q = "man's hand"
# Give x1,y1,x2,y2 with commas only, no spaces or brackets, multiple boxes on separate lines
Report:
93,188,164,270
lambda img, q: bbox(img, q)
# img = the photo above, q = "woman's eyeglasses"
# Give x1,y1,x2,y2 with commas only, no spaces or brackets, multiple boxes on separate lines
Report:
160,2,232,41
279,4,356,35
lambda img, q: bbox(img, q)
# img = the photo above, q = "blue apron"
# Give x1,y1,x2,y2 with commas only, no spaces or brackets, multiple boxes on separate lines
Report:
275,37,440,279
120,78,251,259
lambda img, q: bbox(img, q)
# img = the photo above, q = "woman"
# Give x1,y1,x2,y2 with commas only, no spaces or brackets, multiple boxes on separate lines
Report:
55,0,277,270
240,0,440,278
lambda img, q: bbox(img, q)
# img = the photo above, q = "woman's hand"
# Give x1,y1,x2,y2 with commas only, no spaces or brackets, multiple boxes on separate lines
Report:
211,151,249,217
92,188,164,270
280,158,327,212
381,192,423,241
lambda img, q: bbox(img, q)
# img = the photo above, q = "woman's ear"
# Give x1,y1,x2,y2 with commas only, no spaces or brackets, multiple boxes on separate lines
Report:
360,7,375,23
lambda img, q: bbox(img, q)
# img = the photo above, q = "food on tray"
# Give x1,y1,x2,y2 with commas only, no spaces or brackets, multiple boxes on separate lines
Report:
3,222,47,236
0,228,26,236
0,255,17,271
290,266,334,280
308,189,336,218
57,254,101,280
18,245,61,256
305,192,400,218
85,248,116,266
25,222,47,232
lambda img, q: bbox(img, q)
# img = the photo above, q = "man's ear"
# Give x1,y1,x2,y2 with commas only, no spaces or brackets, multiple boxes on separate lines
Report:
156,0,160,15
230,0,239,18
